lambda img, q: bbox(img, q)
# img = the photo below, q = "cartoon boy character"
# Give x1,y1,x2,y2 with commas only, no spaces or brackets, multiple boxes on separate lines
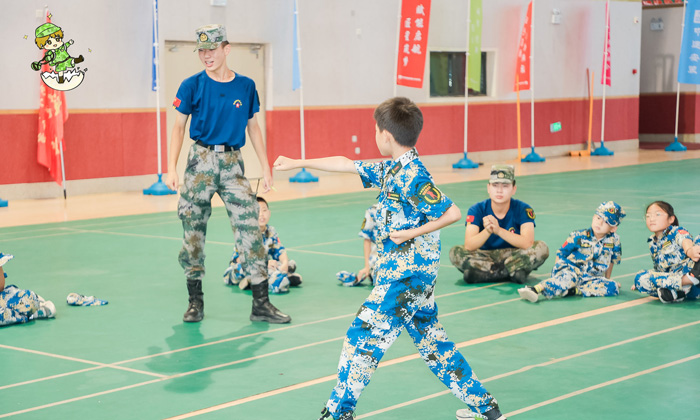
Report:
32,23,84,84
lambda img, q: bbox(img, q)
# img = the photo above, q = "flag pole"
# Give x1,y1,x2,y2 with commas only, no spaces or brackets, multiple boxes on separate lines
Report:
592,0,614,156
393,0,402,98
289,0,318,182
516,73,523,159
453,0,478,169
144,0,176,194
522,0,544,162
667,0,688,152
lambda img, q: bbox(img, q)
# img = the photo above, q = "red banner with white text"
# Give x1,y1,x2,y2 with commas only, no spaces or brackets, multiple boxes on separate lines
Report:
514,1,532,92
396,0,431,88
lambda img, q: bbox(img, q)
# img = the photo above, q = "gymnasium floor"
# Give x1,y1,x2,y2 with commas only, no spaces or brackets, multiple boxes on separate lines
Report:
1,151,699,419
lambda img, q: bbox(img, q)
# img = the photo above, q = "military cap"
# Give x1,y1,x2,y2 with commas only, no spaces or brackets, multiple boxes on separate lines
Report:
489,164,515,184
195,24,227,50
595,201,626,227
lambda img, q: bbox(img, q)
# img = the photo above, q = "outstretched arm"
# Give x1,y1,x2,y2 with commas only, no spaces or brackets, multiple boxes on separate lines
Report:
390,204,462,244
248,115,273,193
273,156,356,174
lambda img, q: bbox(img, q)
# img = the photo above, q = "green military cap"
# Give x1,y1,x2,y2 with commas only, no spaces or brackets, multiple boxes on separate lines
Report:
194,24,227,50
35,23,61,38
489,164,515,184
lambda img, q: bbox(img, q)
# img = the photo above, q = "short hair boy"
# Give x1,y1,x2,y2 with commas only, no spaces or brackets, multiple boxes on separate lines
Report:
449,164,549,284
274,97,507,420
519,201,626,302
223,196,302,293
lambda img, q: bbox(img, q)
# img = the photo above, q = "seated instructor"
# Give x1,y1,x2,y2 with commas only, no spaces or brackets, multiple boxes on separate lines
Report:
166,24,290,324
449,164,549,284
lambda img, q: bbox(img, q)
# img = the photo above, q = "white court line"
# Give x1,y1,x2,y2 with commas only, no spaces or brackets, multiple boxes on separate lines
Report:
356,320,700,418
0,297,653,418
0,344,166,378
158,297,655,420
505,353,700,417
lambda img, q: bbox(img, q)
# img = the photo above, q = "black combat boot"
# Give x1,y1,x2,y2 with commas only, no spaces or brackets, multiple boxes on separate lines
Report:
250,281,291,323
183,279,204,322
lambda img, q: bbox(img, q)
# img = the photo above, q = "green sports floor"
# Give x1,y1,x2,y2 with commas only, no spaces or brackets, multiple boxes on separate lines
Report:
1,159,698,420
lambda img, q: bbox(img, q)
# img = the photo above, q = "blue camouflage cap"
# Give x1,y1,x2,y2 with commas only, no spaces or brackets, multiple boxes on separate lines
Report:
595,201,626,227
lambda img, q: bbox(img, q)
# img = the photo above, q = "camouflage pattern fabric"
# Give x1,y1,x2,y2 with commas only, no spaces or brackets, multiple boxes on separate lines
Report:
177,143,266,286
537,228,621,298
0,285,40,327
634,226,699,300
358,204,380,279
325,276,499,418
449,240,549,282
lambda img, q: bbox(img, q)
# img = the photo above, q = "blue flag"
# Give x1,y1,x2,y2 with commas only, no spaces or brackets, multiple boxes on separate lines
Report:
152,0,159,91
292,0,301,90
678,0,700,84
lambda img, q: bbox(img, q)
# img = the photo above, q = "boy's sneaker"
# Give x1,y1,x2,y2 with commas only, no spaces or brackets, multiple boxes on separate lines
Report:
456,407,507,420
238,277,251,291
561,287,579,298
287,273,302,287
689,261,700,282
658,287,686,303
518,286,539,303
39,300,56,318
318,407,354,420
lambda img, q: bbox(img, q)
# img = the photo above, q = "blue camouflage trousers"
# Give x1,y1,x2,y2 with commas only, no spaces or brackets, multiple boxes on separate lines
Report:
633,269,700,300
325,275,498,418
177,144,267,286
538,267,619,298
0,285,40,327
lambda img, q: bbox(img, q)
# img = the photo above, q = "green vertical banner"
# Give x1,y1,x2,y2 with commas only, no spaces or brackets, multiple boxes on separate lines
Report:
467,0,483,91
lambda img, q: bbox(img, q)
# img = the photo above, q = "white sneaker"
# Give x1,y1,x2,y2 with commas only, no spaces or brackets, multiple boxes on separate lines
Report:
518,286,539,303
35,300,56,318
456,408,507,420
238,277,250,291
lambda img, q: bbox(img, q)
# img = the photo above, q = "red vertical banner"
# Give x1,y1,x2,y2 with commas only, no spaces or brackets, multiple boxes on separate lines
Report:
37,13,68,185
396,0,431,88
601,1,611,87
514,1,532,92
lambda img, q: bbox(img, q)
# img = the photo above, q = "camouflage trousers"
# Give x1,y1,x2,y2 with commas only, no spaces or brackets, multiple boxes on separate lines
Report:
449,241,549,282
177,144,267,286
634,269,700,300
0,285,40,326
325,275,499,418
538,267,619,298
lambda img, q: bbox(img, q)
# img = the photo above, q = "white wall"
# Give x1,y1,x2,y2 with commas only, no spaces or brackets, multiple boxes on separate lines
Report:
0,0,642,111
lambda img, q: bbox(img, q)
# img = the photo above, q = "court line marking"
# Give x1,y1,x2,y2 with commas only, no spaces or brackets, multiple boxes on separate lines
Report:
356,320,700,418
0,297,653,418
505,353,700,418
0,344,166,379
157,297,654,420
0,283,506,392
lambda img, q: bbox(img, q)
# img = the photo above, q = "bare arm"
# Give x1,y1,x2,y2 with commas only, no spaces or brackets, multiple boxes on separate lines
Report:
464,222,491,251
165,111,189,190
0,267,4,290
358,238,372,280
605,264,614,279
390,204,462,245
273,155,356,174
247,115,273,193
682,238,700,262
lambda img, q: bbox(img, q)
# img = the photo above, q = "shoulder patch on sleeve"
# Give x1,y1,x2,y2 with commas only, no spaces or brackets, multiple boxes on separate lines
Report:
679,229,689,235
173,97,181,108
526,208,535,219
417,182,442,204
466,215,475,224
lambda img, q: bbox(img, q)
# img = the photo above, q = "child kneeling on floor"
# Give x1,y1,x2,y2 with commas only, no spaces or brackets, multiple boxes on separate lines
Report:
518,201,625,303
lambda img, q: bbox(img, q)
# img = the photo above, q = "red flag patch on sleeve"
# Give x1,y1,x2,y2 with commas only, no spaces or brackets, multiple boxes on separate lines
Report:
466,215,475,224
173,97,181,108
679,229,689,235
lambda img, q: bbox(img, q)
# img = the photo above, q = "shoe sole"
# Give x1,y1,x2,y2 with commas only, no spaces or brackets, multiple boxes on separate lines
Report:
518,288,538,303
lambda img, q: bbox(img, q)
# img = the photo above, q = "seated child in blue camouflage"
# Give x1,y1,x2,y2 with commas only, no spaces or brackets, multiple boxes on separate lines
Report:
518,201,625,303
1,252,56,327
337,204,380,287
223,196,302,294
450,164,549,284
632,201,700,303
274,97,507,420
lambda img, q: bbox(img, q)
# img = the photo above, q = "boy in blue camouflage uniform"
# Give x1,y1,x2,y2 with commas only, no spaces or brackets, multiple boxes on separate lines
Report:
165,24,289,324
632,201,700,303
1,253,56,327
449,165,549,284
518,201,625,303
274,97,506,420
223,196,302,294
